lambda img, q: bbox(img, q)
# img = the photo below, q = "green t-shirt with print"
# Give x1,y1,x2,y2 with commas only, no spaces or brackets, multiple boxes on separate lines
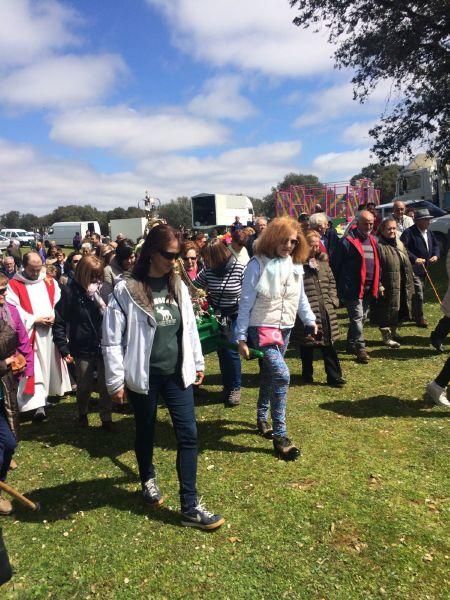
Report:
149,276,182,375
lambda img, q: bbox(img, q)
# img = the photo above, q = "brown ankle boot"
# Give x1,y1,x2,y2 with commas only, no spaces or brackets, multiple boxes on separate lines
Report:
273,436,301,461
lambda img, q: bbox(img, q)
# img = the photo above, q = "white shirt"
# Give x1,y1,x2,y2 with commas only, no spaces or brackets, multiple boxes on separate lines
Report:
420,228,429,250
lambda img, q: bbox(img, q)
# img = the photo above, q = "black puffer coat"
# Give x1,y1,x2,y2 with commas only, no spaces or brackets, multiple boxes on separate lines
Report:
293,254,340,346
373,236,414,327
53,281,103,358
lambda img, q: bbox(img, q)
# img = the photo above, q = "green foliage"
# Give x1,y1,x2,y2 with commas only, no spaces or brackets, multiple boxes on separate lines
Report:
291,0,450,164
1,211,21,228
0,205,147,236
158,196,192,228
351,163,401,203
262,172,323,218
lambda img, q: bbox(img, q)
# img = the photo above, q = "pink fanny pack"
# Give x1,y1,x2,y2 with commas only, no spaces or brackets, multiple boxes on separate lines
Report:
257,327,284,347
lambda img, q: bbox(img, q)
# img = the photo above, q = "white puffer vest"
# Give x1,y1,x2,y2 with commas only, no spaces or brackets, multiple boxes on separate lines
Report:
248,256,302,329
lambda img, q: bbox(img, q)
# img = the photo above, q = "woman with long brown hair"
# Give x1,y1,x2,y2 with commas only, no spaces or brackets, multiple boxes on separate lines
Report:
53,255,113,430
102,225,224,530
237,217,316,460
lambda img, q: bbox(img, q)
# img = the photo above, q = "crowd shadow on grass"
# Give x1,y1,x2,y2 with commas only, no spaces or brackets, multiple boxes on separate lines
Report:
13,473,182,526
320,395,450,419
19,401,271,461
368,347,437,360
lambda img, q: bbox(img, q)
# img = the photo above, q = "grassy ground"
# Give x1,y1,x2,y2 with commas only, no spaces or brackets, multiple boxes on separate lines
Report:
2,264,449,599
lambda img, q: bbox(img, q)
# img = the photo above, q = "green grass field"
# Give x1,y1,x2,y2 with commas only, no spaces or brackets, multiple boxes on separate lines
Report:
2,265,449,599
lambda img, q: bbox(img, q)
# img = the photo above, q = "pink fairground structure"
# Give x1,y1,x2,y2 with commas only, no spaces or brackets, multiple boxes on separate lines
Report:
275,179,380,221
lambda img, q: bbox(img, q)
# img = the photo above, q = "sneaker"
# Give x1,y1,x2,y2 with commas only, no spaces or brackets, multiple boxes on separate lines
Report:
430,333,445,353
181,500,224,530
273,436,301,461
355,348,370,364
142,478,164,507
425,381,450,407
32,407,47,422
385,338,401,349
257,420,273,439
225,388,241,407
0,494,13,516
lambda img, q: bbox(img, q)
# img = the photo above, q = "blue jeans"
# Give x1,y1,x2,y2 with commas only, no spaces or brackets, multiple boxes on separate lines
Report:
0,408,16,482
217,316,241,390
127,374,198,511
247,326,291,438
346,295,371,351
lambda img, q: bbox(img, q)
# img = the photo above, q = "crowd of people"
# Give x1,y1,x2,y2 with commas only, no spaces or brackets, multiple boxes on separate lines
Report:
0,201,449,535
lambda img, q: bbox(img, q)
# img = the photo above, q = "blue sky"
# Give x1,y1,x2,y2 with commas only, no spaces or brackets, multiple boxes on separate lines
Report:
0,0,392,215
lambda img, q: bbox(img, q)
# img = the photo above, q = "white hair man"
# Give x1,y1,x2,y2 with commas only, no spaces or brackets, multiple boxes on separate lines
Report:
392,200,414,234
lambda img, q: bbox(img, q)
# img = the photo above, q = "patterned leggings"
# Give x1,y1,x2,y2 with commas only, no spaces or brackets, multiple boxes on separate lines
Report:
247,327,291,438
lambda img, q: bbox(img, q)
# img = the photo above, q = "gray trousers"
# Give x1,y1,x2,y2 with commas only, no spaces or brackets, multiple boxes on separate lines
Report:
412,274,425,322
75,356,112,422
346,295,371,351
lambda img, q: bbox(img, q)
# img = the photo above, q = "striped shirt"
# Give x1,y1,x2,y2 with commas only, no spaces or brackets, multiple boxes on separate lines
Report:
194,258,246,311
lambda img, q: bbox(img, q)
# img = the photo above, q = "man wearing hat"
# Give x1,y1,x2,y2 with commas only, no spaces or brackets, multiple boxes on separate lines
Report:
400,208,439,327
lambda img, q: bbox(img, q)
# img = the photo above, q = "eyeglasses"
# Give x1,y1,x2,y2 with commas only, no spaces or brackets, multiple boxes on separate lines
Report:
159,250,180,260
72,259,80,264
0,287,7,294
183,256,197,261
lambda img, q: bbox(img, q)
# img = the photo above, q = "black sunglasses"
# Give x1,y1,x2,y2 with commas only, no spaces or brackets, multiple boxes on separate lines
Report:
0,288,7,294
159,250,180,260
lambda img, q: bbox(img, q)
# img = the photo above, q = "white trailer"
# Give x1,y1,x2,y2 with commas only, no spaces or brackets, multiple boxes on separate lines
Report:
109,217,148,243
191,193,254,229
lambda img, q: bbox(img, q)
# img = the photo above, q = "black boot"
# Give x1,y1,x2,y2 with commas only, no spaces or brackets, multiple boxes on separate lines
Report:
273,436,301,461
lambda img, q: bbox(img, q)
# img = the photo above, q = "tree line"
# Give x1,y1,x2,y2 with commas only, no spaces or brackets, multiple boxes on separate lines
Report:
0,163,400,232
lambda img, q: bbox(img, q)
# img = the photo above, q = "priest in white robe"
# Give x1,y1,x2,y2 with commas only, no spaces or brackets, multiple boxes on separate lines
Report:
5,252,71,420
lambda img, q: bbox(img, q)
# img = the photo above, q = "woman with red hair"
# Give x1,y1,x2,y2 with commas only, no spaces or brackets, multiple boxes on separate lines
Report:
237,217,316,460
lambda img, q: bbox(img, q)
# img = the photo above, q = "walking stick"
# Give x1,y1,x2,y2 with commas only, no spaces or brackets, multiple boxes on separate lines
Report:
0,481,40,511
422,263,442,304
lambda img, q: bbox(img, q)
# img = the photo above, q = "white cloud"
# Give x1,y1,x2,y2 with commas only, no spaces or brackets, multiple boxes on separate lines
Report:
295,80,395,128
0,0,80,66
147,0,333,77
0,54,126,109
0,138,302,214
312,148,373,180
341,121,377,146
188,75,256,121
137,141,302,197
50,105,229,157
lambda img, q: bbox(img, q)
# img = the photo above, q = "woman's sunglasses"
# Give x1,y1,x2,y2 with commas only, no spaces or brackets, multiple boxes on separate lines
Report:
159,250,180,260
0,287,7,295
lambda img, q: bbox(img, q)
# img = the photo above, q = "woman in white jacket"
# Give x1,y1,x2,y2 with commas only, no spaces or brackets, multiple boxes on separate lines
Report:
102,224,224,530
237,217,317,460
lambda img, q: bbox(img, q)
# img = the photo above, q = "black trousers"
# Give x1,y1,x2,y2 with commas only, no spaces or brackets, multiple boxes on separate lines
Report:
300,344,342,382
432,316,450,341
435,356,450,388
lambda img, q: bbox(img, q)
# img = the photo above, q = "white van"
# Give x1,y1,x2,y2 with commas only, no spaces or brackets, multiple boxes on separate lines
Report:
191,193,254,229
0,228,35,246
44,221,101,247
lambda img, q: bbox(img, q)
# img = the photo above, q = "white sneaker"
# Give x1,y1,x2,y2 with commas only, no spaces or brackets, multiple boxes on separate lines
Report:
425,381,450,407
385,339,401,349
